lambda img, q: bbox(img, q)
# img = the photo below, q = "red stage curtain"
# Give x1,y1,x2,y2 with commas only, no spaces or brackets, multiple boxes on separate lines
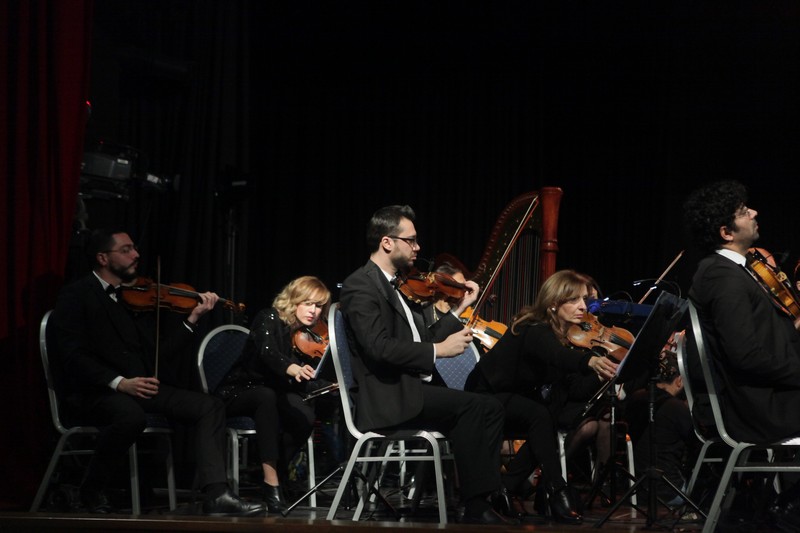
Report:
0,0,93,509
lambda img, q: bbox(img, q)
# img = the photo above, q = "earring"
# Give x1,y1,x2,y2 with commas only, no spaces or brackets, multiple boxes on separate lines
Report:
550,307,556,311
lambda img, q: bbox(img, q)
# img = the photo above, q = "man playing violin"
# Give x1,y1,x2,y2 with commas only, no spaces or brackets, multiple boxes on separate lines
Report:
51,228,265,516
685,181,800,447
340,205,515,525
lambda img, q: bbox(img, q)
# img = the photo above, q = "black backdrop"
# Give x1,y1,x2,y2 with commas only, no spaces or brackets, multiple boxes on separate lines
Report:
80,0,800,324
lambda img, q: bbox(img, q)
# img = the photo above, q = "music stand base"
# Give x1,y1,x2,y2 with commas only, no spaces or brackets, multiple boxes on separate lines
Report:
593,467,706,528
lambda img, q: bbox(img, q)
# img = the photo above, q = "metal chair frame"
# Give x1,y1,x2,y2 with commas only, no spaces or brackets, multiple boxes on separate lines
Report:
31,310,176,514
688,301,800,533
197,324,317,506
325,304,455,524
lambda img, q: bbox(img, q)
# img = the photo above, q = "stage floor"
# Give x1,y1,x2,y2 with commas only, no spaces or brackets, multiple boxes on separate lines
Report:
2,482,707,533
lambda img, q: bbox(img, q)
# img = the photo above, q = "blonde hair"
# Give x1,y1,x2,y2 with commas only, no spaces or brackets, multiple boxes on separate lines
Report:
272,276,331,328
510,270,592,335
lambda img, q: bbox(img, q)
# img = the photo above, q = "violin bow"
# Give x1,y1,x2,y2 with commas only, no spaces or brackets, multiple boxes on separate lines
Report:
637,250,684,305
154,256,161,379
466,194,539,326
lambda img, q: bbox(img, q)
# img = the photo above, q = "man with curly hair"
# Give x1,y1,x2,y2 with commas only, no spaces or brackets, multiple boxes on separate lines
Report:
684,180,800,445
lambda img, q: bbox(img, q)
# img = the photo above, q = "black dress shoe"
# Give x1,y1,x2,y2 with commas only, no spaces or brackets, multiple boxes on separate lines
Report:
261,483,287,514
80,488,113,514
548,485,582,525
202,488,266,516
491,488,526,519
461,507,520,525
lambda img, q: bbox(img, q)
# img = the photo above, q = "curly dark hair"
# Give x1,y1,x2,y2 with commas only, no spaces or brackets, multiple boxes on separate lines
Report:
682,180,748,254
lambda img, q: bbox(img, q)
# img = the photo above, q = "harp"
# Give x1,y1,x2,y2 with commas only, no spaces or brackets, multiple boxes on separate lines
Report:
436,187,563,325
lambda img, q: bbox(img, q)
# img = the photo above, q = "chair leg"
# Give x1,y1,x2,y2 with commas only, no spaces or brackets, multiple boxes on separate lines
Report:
229,430,240,495
702,446,743,533
165,437,176,511
129,443,141,515
327,439,368,520
30,436,70,512
307,434,317,507
625,434,637,507
686,440,713,498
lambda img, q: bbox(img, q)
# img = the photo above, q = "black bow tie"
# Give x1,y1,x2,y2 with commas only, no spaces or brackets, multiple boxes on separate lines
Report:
106,284,119,298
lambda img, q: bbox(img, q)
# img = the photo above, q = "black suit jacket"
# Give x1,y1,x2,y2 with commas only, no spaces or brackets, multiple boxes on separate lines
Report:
52,274,195,396
689,252,800,443
340,260,462,430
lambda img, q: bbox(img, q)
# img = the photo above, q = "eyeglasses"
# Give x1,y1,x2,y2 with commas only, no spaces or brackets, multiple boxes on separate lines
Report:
387,235,419,248
734,206,751,218
103,244,138,255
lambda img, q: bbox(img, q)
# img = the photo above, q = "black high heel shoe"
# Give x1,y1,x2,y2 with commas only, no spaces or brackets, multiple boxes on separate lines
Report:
547,484,582,525
261,483,287,514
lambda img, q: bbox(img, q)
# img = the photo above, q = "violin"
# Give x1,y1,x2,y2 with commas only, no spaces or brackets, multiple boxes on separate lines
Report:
119,277,245,314
746,248,800,319
396,270,468,305
459,306,508,351
567,312,634,363
292,321,329,359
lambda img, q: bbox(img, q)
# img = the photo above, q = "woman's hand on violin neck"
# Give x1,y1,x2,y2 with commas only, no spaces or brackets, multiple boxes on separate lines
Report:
435,327,474,358
187,291,220,323
451,280,480,316
287,363,316,382
589,355,618,381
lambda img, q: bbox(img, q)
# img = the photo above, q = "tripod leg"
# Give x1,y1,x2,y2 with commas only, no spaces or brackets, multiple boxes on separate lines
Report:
594,474,650,528
352,465,401,520
282,465,343,517
660,474,707,519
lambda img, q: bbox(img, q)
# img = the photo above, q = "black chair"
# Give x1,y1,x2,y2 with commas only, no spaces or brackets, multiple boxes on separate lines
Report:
196,324,317,505
31,310,177,514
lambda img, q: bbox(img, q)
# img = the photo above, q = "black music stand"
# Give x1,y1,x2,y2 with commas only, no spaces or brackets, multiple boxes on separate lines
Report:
593,292,705,528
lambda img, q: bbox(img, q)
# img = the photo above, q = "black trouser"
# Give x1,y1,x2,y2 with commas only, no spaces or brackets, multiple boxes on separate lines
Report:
224,386,315,477
68,384,228,491
391,384,505,502
492,392,566,494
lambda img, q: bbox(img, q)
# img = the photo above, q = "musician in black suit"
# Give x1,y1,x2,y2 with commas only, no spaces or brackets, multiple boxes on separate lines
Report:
340,205,513,525
51,228,264,516
684,180,800,444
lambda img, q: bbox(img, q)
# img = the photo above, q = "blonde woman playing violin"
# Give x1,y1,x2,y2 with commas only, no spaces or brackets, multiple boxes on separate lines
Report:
215,276,331,513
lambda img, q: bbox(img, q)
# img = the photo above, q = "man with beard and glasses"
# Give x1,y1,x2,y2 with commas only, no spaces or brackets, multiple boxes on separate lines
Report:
340,205,514,525
50,228,265,516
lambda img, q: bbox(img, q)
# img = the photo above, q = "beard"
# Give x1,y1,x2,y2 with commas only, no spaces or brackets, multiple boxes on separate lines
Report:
391,256,414,275
109,260,138,283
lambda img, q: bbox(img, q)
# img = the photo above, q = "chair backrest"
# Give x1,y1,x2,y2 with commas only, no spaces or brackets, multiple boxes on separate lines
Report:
197,324,250,394
687,301,740,447
39,310,68,434
327,304,362,439
434,342,480,391
674,331,697,415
